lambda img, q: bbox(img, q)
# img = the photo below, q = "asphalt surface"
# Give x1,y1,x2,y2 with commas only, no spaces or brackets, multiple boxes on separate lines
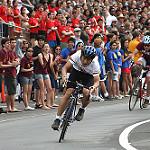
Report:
0,94,150,150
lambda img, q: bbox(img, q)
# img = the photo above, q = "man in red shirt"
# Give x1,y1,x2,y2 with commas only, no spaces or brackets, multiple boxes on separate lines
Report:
71,10,80,28
46,11,57,53
48,0,56,13
0,38,20,112
92,8,101,24
58,18,74,50
35,4,46,38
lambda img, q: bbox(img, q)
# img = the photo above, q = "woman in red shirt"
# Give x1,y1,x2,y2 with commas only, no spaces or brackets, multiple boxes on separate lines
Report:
7,0,15,39
0,0,8,37
13,0,22,39
29,10,39,47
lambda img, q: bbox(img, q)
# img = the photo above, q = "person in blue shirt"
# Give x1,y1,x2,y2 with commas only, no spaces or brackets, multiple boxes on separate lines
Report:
106,41,119,98
60,37,75,68
94,38,109,100
114,40,123,99
120,38,133,97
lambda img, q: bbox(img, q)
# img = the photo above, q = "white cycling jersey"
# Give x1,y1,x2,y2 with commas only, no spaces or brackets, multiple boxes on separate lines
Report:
69,50,100,76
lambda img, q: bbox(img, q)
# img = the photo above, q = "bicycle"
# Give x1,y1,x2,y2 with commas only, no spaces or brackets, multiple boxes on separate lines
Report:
58,81,91,143
129,63,149,111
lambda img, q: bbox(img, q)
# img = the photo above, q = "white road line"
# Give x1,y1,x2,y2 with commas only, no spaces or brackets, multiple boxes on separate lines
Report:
119,119,150,150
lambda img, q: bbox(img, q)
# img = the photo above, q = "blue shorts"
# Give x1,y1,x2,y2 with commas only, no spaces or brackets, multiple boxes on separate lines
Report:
34,80,40,89
100,67,104,81
50,74,58,89
48,40,57,48
34,74,49,80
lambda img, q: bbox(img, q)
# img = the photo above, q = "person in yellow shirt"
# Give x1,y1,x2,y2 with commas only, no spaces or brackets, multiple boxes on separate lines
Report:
129,31,142,62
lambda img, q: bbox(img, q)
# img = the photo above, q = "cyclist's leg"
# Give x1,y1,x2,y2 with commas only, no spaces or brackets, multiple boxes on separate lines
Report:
57,88,74,117
82,88,91,108
137,56,149,108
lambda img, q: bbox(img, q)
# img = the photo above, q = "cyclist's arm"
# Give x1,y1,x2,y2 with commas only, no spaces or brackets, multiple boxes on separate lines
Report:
61,61,73,82
131,48,139,61
93,75,100,89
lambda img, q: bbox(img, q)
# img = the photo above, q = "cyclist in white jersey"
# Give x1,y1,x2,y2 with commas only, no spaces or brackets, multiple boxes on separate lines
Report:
52,46,100,130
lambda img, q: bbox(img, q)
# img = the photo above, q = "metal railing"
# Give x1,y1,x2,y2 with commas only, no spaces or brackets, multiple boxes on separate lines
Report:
0,21,26,38
0,2,34,9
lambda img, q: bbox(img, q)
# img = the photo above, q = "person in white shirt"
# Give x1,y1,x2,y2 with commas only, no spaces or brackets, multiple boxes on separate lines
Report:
52,46,100,130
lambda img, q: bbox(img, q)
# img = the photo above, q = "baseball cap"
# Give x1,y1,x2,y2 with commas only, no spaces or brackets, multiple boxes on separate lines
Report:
74,28,81,32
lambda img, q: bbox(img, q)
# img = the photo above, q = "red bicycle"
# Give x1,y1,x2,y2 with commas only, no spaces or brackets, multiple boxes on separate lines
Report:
129,63,149,111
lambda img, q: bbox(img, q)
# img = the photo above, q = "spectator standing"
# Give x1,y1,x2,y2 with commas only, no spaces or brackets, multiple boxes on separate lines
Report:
34,43,54,110
120,38,133,97
106,41,119,98
35,4,47,38
20,6,30,42
29,10,39,47
71,10,80,28
19,47,35,111
58,18,74,50
46,11,57,53
32,35,45,109
0,38,20,112
128,31,142,63
7,0,15,39
13,0,22,39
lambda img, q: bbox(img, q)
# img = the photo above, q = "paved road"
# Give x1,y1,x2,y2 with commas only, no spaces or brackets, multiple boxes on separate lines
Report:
0,96,150,150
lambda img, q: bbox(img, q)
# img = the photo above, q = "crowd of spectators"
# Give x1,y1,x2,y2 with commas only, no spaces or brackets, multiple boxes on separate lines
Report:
0,0,150,113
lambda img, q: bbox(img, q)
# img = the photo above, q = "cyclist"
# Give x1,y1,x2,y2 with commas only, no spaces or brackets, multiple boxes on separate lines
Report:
131,35,150,108
51,46,100,130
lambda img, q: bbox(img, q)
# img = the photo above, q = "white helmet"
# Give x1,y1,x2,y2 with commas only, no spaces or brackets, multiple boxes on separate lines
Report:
142,35,150,44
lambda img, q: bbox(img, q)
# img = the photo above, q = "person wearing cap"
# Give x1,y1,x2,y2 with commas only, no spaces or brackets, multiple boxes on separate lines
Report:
58,18,74,50
74,27,84,49
107,18,117,33
117,14,125,30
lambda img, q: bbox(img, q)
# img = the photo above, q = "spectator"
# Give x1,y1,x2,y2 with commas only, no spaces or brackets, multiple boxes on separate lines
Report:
32,35,45,109
120,38,133,97
106,41,119,98
60,37,75,68
35,4,47,38
50,45,62,107
13,0,22,39
20,6,30,42
29,10,39,47
19,47,35,111
0,0,8,38
34,43,54,110
58,18,74,50
46,11,57,53
71,10,80,28
0,38,20,112
7,0,15,39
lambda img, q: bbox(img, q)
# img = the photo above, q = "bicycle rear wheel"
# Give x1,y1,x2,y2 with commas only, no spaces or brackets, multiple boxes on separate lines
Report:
140,85,147,109
59,98,75,143
129,79,141,111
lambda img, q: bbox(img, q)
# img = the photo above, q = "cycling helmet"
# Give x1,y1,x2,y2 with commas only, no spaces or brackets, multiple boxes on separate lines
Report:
142,35,150,44
81,46,96,60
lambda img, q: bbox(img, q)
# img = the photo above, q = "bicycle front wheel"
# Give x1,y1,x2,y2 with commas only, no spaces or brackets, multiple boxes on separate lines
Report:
129,79,141,111
59,98,75,143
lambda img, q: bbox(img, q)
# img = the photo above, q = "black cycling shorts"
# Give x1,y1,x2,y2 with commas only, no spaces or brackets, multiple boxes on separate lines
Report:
67,68,94,89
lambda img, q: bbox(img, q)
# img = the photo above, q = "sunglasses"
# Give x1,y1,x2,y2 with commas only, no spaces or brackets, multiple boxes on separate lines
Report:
144,44,150,47
27,50,33,52
56,48,61,50
67,3,71,4
78,45,83,47
62,20,67,22
23,42,28,44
